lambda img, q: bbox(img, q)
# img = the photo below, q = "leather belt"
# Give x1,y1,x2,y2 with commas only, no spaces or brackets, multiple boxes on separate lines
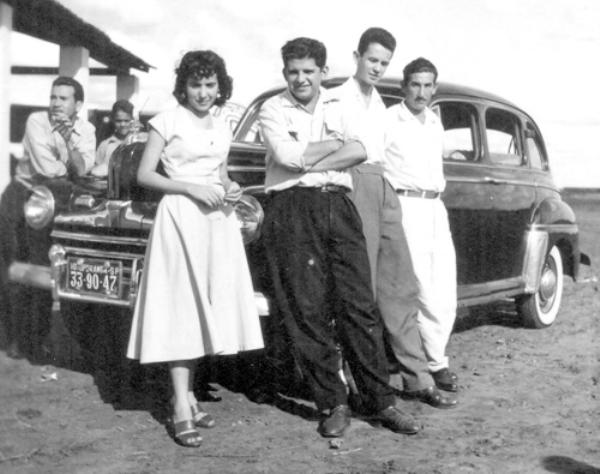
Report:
396,188,440,199
319,184,350,193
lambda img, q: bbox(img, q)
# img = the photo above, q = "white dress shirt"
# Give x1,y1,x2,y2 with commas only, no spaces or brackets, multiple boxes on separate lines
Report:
384,101,446,193
259,88,352,193
327,77,387,165
15,111,96,183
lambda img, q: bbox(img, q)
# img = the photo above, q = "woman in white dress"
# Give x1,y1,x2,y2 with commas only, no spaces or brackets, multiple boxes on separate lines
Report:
127,50,264,447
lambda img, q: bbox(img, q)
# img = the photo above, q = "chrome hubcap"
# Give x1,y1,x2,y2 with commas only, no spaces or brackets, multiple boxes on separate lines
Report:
539,262,557,308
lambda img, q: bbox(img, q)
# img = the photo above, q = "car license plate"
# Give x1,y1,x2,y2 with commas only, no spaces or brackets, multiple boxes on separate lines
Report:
66,257,122,298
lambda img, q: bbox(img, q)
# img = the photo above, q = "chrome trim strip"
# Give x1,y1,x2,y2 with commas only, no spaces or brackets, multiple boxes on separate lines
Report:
530,223,578,234
62,246,144,260
229,166,265,173
457,277,524,302
51,230,148,247
521,230,548,292
57,292,133,308
445,176,535,187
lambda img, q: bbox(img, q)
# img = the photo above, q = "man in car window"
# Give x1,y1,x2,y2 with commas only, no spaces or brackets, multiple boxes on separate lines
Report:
0,76,95,358
327,28,456,409
259,37,420,438
384,58,459,393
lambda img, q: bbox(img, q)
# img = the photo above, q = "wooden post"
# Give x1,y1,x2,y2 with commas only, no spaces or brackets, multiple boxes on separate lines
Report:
0,2,13,193
59,45,90,116
117,73,139,102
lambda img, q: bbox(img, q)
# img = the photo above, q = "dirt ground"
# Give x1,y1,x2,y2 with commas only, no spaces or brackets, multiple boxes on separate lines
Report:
1,193,599,474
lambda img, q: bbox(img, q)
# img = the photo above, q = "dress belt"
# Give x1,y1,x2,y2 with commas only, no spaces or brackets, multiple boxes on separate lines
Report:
396,188,440,199
319,184,350,193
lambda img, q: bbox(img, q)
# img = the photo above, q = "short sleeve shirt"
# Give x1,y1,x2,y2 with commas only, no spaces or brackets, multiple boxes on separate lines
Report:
384,102,446,192
149,105,231,186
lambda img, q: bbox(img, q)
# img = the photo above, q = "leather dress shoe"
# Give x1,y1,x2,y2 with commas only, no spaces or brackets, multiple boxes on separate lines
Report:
319,405,351,438
403,386,457,409
431,368,458,392
375,406,419,435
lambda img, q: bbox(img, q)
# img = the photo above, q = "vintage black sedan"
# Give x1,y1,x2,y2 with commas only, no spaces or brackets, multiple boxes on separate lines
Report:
11,77,586,346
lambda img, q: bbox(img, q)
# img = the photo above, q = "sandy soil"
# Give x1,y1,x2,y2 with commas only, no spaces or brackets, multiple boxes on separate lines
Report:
1,194,599,474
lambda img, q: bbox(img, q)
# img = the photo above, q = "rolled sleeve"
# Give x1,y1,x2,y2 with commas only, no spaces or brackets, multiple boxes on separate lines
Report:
22,114,67,177
258,100,307,171
71,121,97,173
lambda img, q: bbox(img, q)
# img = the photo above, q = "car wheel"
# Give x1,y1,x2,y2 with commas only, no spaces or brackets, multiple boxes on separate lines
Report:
516,245,564,328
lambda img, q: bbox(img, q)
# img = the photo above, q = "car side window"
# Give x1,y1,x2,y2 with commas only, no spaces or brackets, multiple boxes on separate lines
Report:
485,108,524,166
525,122,547,170
437,102,479,162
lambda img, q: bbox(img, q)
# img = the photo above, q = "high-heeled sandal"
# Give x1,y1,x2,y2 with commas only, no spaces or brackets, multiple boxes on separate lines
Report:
171,419,203,447
191,402,216,429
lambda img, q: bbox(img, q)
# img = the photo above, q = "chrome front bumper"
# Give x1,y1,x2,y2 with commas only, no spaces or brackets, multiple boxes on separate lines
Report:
8,258,270,316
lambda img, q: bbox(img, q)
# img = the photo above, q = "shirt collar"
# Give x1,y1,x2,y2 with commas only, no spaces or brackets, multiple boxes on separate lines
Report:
281,87,331,112
397,101,438,124
344,77,384,108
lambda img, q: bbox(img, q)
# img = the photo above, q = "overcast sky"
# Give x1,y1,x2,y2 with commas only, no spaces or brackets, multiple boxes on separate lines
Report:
9,0,600,187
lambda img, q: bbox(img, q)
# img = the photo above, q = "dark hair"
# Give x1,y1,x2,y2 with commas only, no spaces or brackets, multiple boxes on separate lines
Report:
173,50,233,107
357,27,396,55
52,76,84,102
111,99,134,118
281,37,327,69
402,57,438,85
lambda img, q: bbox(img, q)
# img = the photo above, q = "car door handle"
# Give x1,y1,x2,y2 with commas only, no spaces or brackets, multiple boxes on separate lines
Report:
483,177,509,185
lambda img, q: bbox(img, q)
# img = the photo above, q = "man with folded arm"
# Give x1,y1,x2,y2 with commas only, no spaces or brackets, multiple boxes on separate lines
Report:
259,36,420,438
327,28,456,408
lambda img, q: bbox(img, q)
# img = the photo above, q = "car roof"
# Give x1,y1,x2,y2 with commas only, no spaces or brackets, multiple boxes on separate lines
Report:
251,76,521,111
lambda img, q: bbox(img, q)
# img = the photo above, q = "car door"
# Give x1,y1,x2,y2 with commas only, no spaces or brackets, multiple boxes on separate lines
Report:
438,100,536,302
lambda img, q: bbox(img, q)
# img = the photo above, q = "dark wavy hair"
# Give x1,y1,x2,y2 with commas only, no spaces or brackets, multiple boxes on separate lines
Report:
173,50,233,107
402,57,438,85
281,37,327,69
111,99,134,118
357,27,396,55
52,76,84,102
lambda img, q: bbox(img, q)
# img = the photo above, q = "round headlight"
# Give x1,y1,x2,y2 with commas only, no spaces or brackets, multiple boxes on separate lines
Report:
233,194,264,244
24,185,55,229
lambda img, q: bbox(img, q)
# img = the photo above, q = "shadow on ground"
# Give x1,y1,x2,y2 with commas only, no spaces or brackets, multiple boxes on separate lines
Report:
541,455,600,474
454,300,523,333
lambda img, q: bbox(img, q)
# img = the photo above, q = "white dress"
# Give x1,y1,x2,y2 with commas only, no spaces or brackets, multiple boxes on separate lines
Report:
127,105,264,363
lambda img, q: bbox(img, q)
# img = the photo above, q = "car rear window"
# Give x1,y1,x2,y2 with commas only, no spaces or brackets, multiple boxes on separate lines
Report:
437,102,479,162
485,108,524,166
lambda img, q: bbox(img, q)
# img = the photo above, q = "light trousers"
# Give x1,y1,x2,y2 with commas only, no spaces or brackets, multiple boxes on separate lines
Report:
398,195,457,372
350,164,433,391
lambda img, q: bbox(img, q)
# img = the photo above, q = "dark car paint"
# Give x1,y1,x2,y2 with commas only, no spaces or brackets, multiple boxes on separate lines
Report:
16,77,581,313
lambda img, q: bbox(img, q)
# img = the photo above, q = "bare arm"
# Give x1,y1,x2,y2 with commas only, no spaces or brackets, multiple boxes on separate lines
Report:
308,140,367,172
137,129,225,208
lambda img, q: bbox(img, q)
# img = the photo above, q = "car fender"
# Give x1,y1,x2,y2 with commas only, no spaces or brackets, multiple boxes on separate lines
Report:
524,197,580,286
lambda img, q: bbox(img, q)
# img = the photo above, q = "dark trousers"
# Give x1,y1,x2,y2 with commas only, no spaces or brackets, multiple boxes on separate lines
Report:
0,180,53,358
350,164,434,391
0,181,29,350
262,186,395,413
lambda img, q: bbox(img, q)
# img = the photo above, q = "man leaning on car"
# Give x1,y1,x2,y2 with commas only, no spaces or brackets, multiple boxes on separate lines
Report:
0,76,95,359
384,58,459,393
259,36,420,438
